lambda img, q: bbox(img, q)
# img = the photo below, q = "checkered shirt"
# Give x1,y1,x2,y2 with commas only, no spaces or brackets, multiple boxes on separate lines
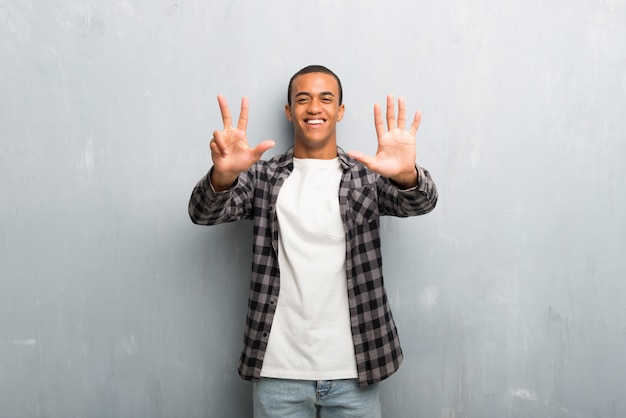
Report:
188,147,437,387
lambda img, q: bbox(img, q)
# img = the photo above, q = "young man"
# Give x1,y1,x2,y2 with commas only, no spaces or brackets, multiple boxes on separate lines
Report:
189,65,438,417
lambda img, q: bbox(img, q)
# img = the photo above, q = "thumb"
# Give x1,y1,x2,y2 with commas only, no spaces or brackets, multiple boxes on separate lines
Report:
251,140,276,161
348,150,377,170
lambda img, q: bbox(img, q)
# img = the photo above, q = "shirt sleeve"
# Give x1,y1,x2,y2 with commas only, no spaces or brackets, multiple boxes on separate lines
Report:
379,164,438,217
188,167,254,225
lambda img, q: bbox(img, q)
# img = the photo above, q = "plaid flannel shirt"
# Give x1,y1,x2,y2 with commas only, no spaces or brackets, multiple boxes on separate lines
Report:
188,147,437,387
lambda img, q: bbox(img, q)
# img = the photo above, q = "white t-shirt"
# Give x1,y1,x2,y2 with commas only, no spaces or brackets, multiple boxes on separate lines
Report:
260,157,358,380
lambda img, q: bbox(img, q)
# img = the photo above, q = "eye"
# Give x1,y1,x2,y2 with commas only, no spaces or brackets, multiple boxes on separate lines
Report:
297,97,311,104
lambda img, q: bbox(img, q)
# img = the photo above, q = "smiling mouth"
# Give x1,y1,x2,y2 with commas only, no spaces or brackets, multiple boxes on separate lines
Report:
305,119,325,125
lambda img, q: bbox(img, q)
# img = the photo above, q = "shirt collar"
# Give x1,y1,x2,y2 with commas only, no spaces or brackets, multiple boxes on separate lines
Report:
279,146,357,170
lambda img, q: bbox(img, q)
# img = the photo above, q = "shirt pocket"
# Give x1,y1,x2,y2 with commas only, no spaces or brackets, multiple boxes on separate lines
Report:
348,184,379,226
325,198,345,240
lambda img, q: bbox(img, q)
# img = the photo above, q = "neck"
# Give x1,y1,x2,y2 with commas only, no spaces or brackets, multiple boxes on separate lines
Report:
293,139,338,159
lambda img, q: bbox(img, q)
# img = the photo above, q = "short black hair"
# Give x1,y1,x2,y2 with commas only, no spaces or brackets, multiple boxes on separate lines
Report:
287,65,343,106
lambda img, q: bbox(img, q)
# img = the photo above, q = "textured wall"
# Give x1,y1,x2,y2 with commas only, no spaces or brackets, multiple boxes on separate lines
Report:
1,1,625,417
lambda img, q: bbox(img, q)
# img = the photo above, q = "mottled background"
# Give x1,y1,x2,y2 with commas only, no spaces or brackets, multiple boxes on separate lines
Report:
1,1,625,417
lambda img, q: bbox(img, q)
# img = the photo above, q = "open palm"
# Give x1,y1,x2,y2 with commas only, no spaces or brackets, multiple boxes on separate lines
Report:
209,95,275,190
349,95,420,188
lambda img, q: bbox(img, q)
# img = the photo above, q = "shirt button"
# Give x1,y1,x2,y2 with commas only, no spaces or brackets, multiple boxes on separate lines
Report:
262,332,268,338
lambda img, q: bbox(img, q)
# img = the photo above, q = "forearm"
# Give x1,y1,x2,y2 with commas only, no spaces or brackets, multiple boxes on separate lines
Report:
382,165,438,216
188,169,249,225
409,165,438,214
188,172,221,225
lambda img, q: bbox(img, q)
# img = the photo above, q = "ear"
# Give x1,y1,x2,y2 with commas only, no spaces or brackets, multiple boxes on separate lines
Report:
337,103,345,122
284,104,293,122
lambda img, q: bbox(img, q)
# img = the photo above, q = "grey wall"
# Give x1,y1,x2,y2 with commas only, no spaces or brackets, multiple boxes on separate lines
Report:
1,1,625,417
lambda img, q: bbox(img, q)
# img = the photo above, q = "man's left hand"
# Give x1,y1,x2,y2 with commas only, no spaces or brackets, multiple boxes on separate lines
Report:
348,94,420,189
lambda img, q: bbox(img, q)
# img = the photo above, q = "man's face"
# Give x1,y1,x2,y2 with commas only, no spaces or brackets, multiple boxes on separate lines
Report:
285,72,345,154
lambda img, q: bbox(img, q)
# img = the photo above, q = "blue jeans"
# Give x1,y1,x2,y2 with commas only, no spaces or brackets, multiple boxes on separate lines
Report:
252,378,381,418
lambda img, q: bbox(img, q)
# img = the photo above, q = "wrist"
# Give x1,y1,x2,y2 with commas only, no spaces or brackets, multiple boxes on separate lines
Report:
391,166,419,189
209,168,239,192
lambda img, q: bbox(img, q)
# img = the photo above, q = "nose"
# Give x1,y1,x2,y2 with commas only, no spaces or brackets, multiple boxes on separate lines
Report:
307,98,322,114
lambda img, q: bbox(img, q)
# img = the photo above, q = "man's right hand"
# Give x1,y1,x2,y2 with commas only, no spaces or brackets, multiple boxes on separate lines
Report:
209,95,275,191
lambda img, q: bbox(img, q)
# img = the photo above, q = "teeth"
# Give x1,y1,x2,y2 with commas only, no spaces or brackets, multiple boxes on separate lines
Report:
307,119,324,125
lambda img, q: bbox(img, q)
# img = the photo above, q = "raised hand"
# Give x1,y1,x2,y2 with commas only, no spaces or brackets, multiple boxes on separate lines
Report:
210,95,275,191
348,94,420,188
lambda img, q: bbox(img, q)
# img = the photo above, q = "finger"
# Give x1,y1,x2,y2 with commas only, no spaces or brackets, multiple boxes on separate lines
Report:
409,110,422,137
386,94,395,131
209,137,224,157
237,97,249,131
217,94,233,129
373,103,385,139
397,97,406,131
211,130,229,156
